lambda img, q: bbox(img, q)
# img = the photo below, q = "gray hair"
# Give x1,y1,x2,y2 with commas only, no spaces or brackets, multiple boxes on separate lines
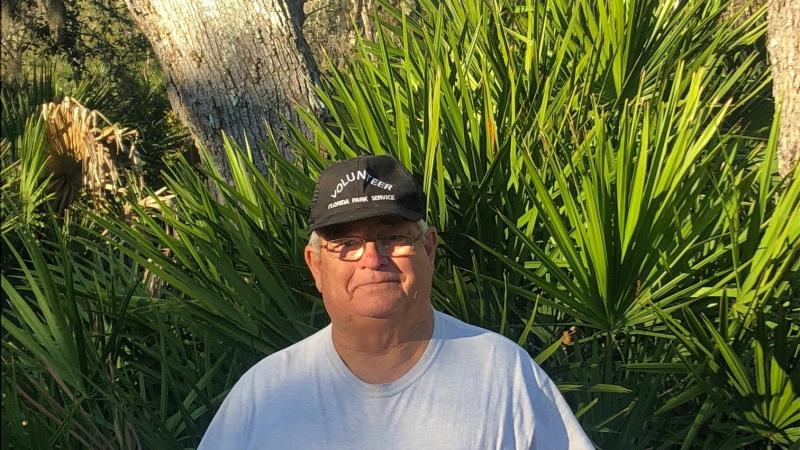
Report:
308,219,429,254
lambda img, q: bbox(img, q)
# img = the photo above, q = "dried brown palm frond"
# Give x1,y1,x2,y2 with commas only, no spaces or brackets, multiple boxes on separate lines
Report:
120,186,175,216
102,186,176,234
41,100,175,296
41,96,141,212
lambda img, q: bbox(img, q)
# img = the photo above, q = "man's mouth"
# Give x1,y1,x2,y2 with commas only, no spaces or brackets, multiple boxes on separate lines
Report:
349,279,400,292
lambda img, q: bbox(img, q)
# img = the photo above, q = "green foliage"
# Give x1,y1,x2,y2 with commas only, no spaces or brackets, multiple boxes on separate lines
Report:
1,117,51,234
2,216,236,449
2,138,326,448
0,60,113,150
97,137,324,357
1,0,193,186
1,3,192,446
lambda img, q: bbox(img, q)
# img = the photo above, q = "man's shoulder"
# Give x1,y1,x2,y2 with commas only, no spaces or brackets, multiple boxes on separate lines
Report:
197,327,335,449
236,325,331,385
436,310,527,353
434,310,562,389
435,311,534,368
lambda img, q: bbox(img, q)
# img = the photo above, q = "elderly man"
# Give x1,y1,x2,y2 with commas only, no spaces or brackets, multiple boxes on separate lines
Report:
199,155,593,449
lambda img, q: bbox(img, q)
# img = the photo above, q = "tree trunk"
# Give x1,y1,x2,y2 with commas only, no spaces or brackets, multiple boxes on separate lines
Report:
767,0,800,178
1,0,26,82
353,0,374,41
124,0,321,178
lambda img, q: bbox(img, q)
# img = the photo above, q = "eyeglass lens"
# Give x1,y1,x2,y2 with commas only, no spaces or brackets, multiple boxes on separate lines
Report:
327,235,417,261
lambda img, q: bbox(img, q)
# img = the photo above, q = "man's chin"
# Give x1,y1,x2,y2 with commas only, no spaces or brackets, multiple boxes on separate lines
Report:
350,292,405,318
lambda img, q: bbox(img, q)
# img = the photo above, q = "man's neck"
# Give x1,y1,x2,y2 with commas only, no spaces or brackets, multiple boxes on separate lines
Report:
331,307,435,384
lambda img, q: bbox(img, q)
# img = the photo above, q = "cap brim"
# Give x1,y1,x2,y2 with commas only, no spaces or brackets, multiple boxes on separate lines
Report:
309,204,423,232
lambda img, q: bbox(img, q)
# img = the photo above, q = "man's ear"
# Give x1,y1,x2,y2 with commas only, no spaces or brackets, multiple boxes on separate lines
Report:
304,246,323,292
424,228,438,264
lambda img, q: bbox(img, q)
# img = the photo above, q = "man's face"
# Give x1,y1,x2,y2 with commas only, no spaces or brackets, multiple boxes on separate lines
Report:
304,216,437,323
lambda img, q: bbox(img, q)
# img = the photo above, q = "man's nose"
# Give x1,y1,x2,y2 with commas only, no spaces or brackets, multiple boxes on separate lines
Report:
359,241,385,268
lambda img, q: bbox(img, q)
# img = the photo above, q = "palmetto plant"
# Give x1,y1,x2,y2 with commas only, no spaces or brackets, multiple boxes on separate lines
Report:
0,61,113,149
650,140,800,448
1,62,195,450
41,96,141,212
1,118,51,234
97,137,323,356
1,81,142,245
2,218,241,449
656,298,800,448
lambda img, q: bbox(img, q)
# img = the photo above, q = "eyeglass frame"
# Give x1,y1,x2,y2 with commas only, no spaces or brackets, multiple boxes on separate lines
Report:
319,229,427,261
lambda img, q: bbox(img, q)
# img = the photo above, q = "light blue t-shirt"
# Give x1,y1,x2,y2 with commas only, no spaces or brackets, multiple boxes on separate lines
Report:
198,310,594,449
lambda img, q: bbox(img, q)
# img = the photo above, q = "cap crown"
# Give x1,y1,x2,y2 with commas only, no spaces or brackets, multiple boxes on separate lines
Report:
309,155,425,231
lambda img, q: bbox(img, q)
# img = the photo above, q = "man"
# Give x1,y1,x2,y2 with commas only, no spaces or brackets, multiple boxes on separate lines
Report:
199,155,593,449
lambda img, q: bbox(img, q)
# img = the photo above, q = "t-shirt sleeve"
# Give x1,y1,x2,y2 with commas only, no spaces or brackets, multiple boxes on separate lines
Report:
197,370,257,450
522,355,595,450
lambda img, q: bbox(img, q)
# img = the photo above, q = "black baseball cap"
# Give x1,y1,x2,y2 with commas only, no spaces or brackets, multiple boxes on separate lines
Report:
309,155,425,232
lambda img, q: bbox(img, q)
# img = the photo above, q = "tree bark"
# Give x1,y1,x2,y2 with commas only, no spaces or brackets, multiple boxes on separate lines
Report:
124,0,322,178
353,0,374,41
767,0,800,178
1,0,28,82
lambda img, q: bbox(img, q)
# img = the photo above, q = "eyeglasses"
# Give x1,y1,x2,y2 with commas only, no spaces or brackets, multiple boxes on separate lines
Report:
321,230,425,261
